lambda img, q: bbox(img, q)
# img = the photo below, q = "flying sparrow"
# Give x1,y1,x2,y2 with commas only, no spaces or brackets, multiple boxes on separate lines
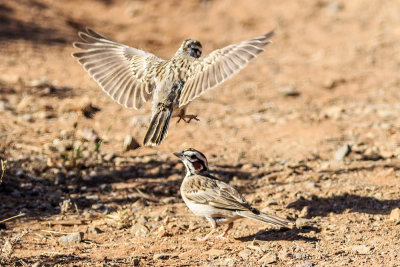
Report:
72,28,274,146
174,148,293,241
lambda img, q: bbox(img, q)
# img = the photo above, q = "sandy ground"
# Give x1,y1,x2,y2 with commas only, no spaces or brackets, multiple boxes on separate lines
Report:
1,0,400,266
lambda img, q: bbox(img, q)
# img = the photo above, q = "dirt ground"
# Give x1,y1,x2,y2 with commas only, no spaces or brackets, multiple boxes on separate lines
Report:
1,0,400,266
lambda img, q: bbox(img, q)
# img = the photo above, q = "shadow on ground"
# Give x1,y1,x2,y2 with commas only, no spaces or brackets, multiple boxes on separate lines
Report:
0,154,252,225
0,156,183,222
237,226,320,243
0,2,79,45
287,193,400,217
1,255,91,266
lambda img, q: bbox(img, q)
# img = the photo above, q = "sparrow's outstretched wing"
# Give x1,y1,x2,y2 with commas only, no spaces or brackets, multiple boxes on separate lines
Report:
73,28,164,109
179,31,274,107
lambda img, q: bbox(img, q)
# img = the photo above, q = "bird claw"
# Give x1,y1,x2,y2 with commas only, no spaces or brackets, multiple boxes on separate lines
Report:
176,114,200,124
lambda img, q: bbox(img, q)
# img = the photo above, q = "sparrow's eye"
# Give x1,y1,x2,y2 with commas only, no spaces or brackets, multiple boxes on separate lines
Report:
189,154,197,160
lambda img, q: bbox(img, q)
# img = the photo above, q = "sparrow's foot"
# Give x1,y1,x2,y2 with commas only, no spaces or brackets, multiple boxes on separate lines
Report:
215,222,233,239
176,112,200,124
197,229,216,242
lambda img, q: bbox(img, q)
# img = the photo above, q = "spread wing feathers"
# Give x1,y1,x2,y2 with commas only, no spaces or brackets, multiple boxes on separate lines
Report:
72,28,163,110
183,175,254,212
179,31,274,107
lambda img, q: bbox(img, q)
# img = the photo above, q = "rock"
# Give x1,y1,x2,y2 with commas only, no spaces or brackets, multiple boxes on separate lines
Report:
279,86,300,97
36,111,54,119
352,244,372,254
296,262,314,267
266,199,278,206
26,77,50,88
326,1,344,12
258,253,277,264
156,225,169,237
91,203,104,210
123,135,140,151
87,227,103,234
103,152,116,162
130,223,149,237
0,101,10,111
52,138,72,152
334,144,351,161
153,254,172,260
238,248,252,259
323,78,346,89
389,208,400,222
305,182,317,190
22,114,34,122
0,73,20,84
295,252,311,259
15,169,24,177
299,206,310,218
324,106,344,119
296,218,312,228
57,232,84,244
78,127,99,142
278,249,289,260
207,249,225,257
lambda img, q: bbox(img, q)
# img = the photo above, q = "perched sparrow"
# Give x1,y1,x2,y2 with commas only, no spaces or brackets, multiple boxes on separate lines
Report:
174,148,293,241
72,28,274,146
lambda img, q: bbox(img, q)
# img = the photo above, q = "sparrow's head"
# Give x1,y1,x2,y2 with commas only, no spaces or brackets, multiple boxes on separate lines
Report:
174,148,209,174
178,39,202,58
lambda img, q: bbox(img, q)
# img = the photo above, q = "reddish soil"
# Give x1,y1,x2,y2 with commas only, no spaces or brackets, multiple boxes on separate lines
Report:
1,0,400,266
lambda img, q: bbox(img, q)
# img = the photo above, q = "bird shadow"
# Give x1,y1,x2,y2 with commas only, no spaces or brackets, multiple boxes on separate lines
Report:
0,155,184,224
287,193,400,218
237,226,320,243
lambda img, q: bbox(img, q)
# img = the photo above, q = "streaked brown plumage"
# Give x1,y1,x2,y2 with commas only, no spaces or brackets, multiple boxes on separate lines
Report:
72,28,274,146
174,148,293,241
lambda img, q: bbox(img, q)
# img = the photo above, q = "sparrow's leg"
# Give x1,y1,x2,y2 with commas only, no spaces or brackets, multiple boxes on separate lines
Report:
216,222,233,239
198,217,217,242
176,109,199,124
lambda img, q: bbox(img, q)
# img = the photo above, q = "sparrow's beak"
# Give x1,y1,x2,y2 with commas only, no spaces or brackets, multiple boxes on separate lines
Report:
173,151,184,159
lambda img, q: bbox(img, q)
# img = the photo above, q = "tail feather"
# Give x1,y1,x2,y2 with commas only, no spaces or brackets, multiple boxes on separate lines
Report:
144,108,172,146
238,210,293,228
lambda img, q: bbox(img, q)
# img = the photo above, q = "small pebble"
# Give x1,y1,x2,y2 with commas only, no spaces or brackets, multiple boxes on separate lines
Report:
389,208,400,222
57,232,84,244
279,86,300,97
296,218,312,228
238,248,252,259
296,262,314,267
334,144,351,161
87,227,103,234
123,135,140,151
258,253,277,264
352,244,372,254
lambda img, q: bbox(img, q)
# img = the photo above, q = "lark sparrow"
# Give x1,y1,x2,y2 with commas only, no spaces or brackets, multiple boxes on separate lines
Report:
73,28,274,146
174,148,292,241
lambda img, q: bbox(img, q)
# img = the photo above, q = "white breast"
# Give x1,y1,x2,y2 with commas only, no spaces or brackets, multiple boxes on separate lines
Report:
181,195,219,218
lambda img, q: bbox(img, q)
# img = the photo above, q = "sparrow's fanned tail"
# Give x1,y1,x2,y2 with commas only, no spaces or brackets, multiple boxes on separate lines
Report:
237,210,293,228
144,106,172,146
